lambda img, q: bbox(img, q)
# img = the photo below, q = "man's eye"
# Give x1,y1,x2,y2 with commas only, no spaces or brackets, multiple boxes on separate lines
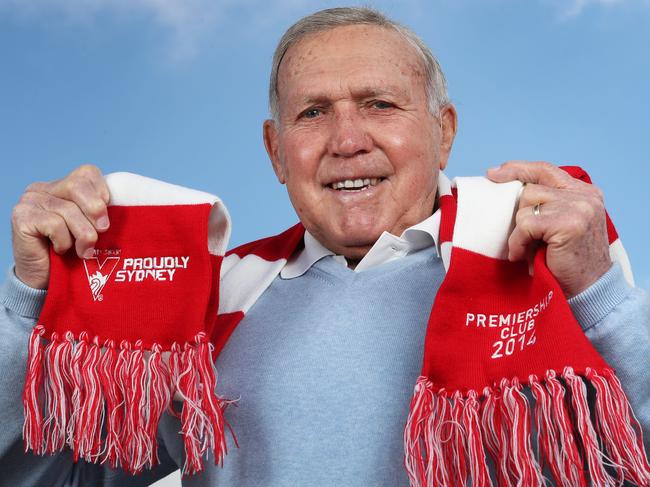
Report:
372,100,394,110
302,108,322,119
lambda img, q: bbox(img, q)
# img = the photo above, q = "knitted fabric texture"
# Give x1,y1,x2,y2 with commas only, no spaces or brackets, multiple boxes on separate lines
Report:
23,172,233,475
402,170,649,487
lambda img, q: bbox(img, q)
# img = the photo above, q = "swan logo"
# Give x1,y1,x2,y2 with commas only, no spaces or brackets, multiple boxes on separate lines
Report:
83,253,121,302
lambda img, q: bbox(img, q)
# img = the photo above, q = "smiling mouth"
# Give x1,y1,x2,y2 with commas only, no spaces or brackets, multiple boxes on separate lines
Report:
328,177,385,191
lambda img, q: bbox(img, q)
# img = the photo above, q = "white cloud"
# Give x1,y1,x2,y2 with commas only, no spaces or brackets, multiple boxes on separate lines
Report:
0,0,321,61
0,1,449,61
549,0,648,20
563,0,623,19
0,0,241,61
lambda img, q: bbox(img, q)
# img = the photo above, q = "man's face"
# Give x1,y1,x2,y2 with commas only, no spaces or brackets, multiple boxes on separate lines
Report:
264,24,457,260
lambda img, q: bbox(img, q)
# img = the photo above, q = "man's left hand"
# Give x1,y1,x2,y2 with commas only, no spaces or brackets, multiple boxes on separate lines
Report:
487,161,612,298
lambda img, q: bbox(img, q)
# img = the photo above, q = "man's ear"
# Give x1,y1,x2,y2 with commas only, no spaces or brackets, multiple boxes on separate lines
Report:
263,119,286,184
438,103,458,171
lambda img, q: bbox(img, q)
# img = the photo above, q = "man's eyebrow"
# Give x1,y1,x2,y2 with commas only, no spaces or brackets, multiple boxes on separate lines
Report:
298,94,331,106
297,86,409,106
352,86,407,98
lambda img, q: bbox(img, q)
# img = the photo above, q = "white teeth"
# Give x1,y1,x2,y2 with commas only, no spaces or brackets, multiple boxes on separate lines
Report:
330,178,383,190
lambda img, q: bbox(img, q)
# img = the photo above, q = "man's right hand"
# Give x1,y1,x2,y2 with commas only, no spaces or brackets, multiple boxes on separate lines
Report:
11,164,110,289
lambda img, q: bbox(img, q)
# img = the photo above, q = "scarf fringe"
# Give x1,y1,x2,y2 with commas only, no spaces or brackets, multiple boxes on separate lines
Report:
22,325,235,475
404,367,650,487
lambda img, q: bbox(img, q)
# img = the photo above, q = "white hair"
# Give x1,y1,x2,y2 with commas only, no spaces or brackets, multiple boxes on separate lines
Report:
268,6,450,122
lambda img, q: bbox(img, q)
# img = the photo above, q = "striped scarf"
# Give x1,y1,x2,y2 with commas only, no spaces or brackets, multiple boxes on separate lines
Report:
23,169,650,485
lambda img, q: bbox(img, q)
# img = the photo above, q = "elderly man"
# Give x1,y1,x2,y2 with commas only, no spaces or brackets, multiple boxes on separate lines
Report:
1,7,649,487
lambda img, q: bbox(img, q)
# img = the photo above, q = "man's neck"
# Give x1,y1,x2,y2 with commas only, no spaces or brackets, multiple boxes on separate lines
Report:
346,258,360,270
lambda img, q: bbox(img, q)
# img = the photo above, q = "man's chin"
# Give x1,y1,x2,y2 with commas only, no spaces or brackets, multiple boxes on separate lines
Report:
306,218,389,255
324,229,384,259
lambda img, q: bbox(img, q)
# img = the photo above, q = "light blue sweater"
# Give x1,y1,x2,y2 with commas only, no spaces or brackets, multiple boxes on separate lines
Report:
1,249,649,486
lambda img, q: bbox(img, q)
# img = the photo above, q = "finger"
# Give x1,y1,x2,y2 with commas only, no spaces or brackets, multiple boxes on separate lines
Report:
487,161,576,189
25,181,50,193
30,192,99,258
23,208,74,255
77,164,110,206
508,204,554,262
524,184,604,224
509,198,601,260
32,167,110,232
518,183,560,210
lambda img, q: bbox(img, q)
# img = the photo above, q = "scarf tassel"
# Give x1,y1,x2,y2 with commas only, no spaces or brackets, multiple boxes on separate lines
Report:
22,325,235,475
404,367,650,487
42,332,74,454
22,324,45,455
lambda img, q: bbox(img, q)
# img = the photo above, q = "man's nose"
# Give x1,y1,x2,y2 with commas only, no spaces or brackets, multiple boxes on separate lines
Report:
327,107,373,158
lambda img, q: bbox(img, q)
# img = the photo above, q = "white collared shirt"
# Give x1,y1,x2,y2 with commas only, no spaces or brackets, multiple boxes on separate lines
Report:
280,210,441,279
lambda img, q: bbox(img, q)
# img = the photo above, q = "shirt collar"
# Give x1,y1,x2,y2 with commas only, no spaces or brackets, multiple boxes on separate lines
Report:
280,209,441,279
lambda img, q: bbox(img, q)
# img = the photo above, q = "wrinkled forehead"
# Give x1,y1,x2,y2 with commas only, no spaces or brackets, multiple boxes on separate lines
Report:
276,24,427,104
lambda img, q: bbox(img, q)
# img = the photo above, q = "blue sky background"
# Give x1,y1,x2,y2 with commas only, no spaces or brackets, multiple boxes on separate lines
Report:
1,0,649,291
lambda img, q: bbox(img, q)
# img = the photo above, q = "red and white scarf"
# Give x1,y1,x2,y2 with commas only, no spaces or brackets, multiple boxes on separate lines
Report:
24,168,649,485
23,172,233,475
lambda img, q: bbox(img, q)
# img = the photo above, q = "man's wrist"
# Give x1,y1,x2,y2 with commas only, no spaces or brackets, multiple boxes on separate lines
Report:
568,262,631,332
0,267,48,319
14,263,49,291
